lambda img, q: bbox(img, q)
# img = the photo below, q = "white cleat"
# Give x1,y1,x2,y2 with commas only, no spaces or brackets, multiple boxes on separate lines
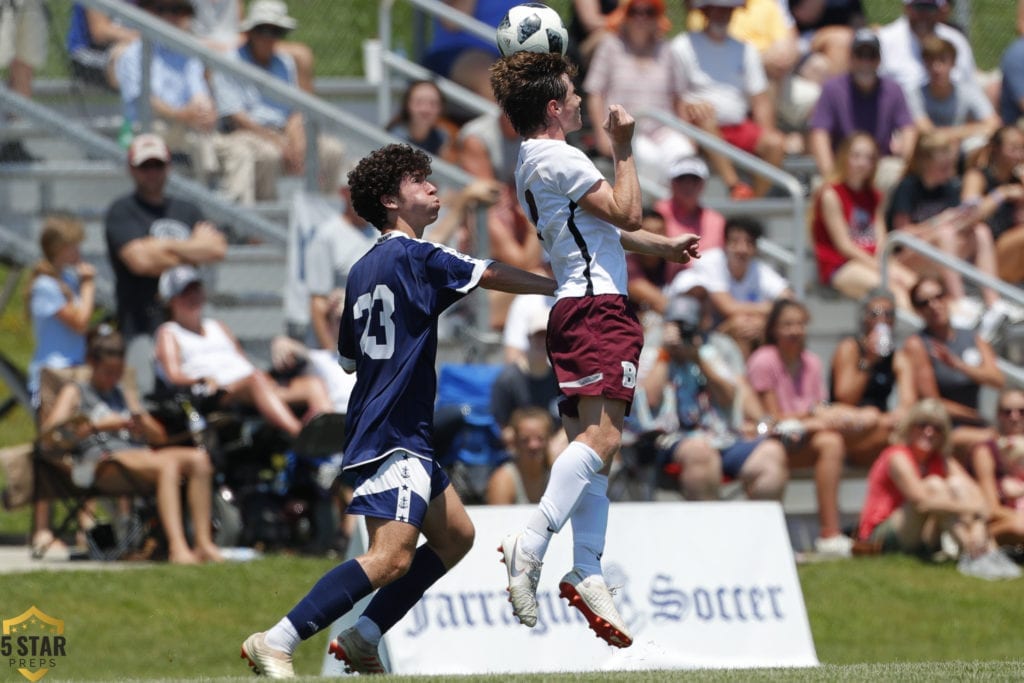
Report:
558,568,633,648
328,626,387,674
499,532,542,627
240,632,295,679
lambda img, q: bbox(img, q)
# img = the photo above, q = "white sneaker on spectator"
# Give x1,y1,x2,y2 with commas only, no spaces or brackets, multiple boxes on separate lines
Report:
240,632,294,679
559,568,633,648
986,549,1023,579
328,626,386,674
814,534,854,558
499,532,542,627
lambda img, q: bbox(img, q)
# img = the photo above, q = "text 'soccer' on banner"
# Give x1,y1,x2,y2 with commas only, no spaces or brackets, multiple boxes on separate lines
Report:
2,606,67,682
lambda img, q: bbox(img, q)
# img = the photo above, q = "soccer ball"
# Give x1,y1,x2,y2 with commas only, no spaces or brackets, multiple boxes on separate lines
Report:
495,3,568,57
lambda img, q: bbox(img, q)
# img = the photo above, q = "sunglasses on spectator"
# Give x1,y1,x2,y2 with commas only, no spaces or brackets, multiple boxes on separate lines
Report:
628,6,659,17
136,159,168,170
911,421,943,431
251,24,288,37
912,292,945,308
852,49,880,60
866,307,895,320
999,406,1024,417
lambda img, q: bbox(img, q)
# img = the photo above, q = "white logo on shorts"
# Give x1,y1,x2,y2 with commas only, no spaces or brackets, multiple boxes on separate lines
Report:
621,361,637,389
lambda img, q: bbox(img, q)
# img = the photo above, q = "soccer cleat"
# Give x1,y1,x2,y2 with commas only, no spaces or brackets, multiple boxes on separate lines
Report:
328,627,386,675
240,632,295,679
559,568,633,648
499,532,543,627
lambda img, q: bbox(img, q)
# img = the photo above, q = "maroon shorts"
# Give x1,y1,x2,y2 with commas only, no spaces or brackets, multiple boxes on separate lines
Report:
720,119,762,154
546,294,644,418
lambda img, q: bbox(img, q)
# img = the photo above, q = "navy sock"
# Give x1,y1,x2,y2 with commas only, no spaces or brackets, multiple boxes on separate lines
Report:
362,545,447,634
286,558,373,640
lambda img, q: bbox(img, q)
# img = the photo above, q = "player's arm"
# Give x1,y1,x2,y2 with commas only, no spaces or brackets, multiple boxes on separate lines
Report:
577,105,642,232
478,262,556,296
619,230,700,264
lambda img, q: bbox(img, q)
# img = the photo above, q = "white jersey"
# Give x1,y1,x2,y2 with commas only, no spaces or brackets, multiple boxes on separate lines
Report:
157,319,255,387
515,138,628,299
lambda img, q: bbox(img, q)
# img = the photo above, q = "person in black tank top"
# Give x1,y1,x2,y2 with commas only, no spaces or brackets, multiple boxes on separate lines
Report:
903,275,1003,460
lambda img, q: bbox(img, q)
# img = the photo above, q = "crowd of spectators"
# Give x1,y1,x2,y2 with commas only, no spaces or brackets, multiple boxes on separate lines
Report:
4,0,1024,574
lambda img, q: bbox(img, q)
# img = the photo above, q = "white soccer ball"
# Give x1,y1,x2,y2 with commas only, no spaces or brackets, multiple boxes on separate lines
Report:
495,3,568,57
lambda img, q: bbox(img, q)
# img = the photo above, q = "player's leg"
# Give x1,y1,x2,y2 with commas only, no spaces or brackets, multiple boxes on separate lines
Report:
331,465,469,673
242,453,428,679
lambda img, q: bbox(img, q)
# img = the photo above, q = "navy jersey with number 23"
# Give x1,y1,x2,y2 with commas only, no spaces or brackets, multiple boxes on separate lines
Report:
337,232,491,470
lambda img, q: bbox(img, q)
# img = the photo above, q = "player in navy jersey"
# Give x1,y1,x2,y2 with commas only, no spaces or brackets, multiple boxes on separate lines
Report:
490,52,701,648
240,144,556,678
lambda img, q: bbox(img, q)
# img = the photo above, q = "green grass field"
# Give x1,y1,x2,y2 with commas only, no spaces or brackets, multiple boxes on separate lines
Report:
0,555,1022,680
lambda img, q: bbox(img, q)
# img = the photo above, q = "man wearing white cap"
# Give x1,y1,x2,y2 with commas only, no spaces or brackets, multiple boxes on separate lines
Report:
104,133,226,395
212,0,344,204
653,155,726,265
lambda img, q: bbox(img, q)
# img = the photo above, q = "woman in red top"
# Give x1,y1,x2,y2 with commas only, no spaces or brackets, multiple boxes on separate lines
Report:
812,132,915,309
858,399,1019,579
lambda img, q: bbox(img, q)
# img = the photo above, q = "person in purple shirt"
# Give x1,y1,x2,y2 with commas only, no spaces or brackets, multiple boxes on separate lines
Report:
809,28,917,192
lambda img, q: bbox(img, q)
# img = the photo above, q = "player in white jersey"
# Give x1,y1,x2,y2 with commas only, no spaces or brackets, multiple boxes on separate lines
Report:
490,52,700,647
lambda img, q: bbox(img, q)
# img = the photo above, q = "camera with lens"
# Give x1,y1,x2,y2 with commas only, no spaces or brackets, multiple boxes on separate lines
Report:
675,321,702,345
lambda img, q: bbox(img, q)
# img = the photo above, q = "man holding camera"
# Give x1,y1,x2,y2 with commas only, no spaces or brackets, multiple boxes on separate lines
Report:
635,295,789,501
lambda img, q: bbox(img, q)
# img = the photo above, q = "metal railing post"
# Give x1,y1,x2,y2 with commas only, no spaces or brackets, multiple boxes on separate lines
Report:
139,37,154,133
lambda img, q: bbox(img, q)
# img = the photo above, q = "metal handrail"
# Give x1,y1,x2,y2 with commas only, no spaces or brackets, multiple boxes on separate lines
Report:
637,108,806,297
379,0,500,126
78,0,478,194
880,230,1024,387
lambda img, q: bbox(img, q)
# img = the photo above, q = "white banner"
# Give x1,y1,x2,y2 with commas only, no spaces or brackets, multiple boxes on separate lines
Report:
323,501,817,675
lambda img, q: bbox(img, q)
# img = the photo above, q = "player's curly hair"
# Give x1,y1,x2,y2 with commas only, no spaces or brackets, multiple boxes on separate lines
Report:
490,52,577,137
347,144,432,230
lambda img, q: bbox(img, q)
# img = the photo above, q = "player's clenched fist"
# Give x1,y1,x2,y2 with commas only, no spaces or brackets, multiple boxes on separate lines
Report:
603,105,635,147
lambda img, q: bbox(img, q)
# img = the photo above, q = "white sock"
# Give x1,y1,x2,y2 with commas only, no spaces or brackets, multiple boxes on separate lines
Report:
520,441,604,559
264,617,301,655
354,615,382,646
571,473,609,578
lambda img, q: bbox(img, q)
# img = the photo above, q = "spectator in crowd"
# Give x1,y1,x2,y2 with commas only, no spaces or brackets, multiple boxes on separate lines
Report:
155,265,333,438
490,305,559,436
0,0,47,162
878,0,977,103
190,0,316,93
653,156,725,264
104,133,227,396
268,335,355,416
638,296,788,501
502,293,556,365
567,0,619,76
885,132,1017,330
811,132,916,308
486,406,554,505
903,275,1004,458
115,0,219,175
212,0,345,204
829,289,917,466
422,0,516,105
677,216,792,358
788,0,865,80
41,329,223,564
999,33,1024,125
457,108,543,328
909,36,999,165
857,399,1020,579
808,28,916,189
66,1,139,90
626,209,675,317
26,216,96,407
961,125,1024,285
386,80,458,161
670,0,784,199
584,0,695,184
748,298,884,556
970,388,1024,546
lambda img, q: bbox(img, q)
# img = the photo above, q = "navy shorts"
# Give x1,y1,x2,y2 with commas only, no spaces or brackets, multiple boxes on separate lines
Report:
347,450,450,528
659,434,764,478
547,294,644,418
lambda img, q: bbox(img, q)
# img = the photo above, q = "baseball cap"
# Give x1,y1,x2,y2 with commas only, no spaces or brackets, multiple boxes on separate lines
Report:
664,296,701,329
240,0,297,32
128,133,170,167
851,28,880,54
159,265,203,302
668,156,709,181
690,0,745,8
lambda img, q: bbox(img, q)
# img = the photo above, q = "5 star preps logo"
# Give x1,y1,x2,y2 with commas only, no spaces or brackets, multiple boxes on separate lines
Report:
2,606,67,682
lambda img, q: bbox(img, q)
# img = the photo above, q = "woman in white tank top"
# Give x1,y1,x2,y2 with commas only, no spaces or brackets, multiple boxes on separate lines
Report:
154,266,333,437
